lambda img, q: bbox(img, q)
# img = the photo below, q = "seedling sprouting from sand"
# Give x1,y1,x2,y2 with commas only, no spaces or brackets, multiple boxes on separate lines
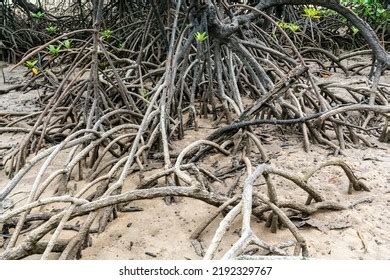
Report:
31,11,45,19
277,21,300,32
194,32,208,42
48,44,61,55
25,60,39,75
303,7,321,19
46,25,58,33
61,39,72,49
25,60,38,69
101,29,113,39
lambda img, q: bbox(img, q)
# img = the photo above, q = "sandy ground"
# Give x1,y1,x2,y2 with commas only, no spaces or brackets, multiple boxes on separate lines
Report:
0,61,389,260
79,129,390,260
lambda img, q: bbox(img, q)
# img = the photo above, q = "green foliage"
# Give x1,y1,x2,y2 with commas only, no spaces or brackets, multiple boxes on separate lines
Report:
48,44,61,55
31,11,45,19
341,0,390,24
46,25,58,33
118,42,125,49
351,26,359,35
61,39,72,49
194,32,208,42
303,7,321,19
320,9,338,16
101,29,113,39
25,60,39,75
25,59,38,69
276,22,300,32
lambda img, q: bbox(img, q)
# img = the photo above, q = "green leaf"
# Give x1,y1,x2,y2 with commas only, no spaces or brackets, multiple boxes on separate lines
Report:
351,26,359,35
303,7,321,19
100,29,113,39
340,0,390,24
48,44,61,55
276,21,300,32
194,32,208,42
61,39,72,49
289,24,300,32
31,11,45,19
46,25,58,33
25,59,38,69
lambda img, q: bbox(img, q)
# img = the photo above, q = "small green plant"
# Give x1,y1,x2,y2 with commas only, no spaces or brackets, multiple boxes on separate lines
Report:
31,11,45,19
25,59,38,69
118,42,125,49
48,44,61,55
61,39,72,49
46,25,58,33
351,26,359,35
303,7,321,19
101,29,113,39
289,24,300,32
277,22,300,32
194,32,208,42
320,9,338,16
